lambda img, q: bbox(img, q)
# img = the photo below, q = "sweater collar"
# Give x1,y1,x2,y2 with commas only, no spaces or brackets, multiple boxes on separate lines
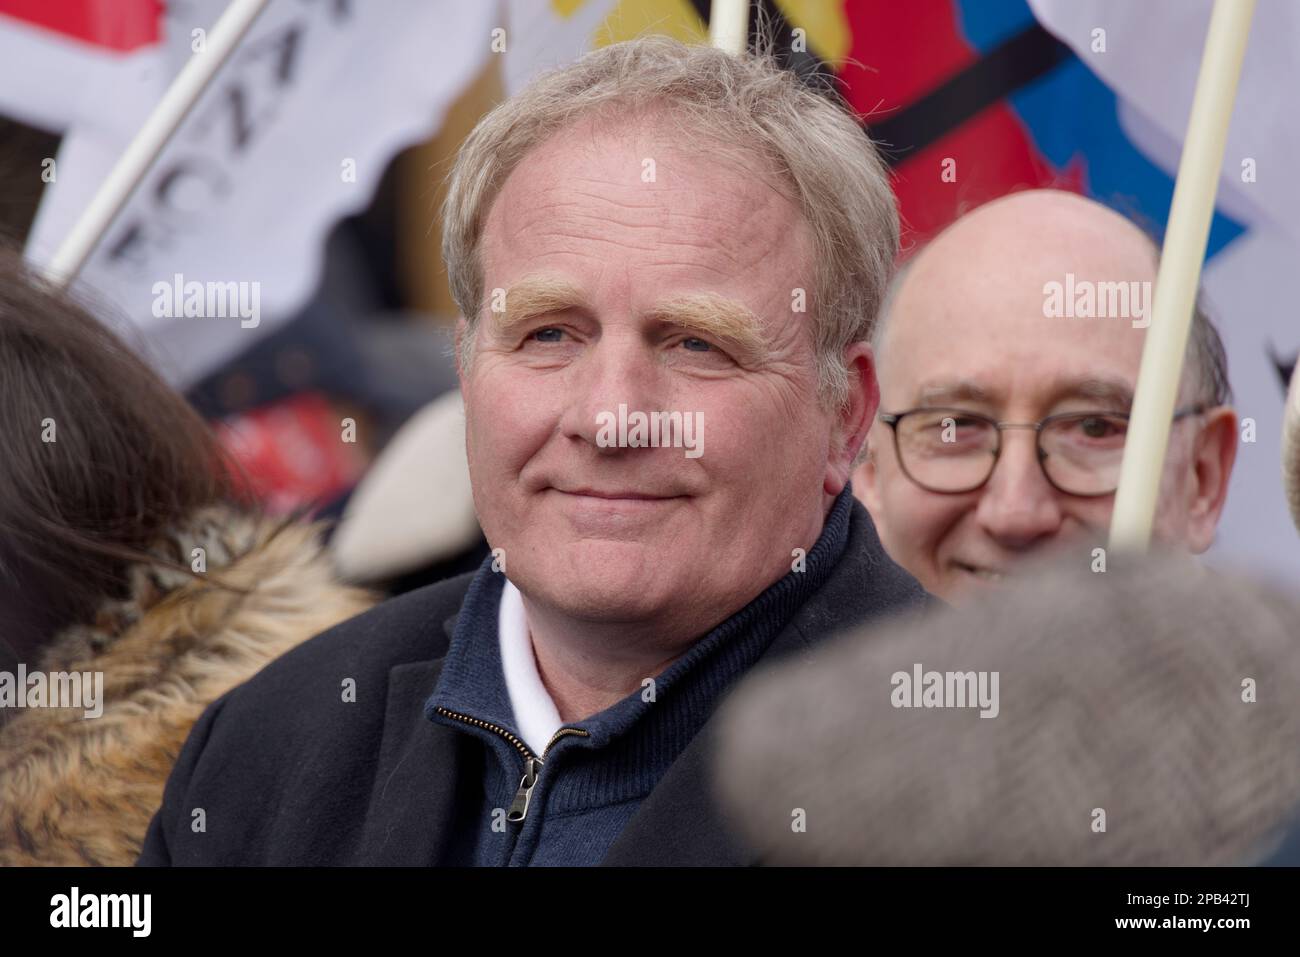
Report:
497,578,562,755
425,486,856,763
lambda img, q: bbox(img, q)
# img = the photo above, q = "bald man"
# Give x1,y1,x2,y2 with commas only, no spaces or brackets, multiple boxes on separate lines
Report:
854,189,1238,604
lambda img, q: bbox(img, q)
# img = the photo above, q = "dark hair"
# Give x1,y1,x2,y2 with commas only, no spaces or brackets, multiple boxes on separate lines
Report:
1189,291,1233,407
0,246,237,661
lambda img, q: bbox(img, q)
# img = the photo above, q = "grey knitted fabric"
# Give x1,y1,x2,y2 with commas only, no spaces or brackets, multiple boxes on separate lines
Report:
712,554,1300,865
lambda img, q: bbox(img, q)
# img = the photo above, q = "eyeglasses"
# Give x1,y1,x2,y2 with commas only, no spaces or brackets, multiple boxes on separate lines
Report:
877,406,1207,497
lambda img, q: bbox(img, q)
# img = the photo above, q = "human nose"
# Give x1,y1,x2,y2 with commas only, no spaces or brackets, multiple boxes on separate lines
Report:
557,329,666,452
973,428,1065,548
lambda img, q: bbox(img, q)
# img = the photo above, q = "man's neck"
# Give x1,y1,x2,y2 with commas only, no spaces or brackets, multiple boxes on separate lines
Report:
521,604,692,724
518,493,842,723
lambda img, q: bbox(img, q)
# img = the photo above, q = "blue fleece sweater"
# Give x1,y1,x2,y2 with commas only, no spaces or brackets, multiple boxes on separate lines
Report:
424,486,854,866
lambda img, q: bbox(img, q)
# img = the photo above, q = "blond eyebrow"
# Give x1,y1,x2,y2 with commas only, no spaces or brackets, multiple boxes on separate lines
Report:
492,279,770,364
645,293,767,366
490,275,590,334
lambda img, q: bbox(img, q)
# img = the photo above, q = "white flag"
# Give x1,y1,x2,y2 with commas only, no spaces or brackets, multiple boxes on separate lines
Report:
501,0,620,96
1028,0,1300,583
14,0,495,388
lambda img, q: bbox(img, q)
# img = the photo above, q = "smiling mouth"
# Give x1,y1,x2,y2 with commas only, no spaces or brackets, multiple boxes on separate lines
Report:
955,562,1007,583
554,487,684,502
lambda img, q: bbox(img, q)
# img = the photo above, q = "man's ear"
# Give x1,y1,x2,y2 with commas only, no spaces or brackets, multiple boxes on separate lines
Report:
1185,405,1238,552
825,342,880,497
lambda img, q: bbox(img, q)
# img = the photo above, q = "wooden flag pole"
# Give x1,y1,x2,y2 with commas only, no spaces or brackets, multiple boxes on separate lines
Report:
43,0,270,289
1108,0,1256,552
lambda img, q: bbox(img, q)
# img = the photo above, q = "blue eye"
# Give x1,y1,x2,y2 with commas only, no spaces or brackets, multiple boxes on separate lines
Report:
682,337,711,352
532,327,564,343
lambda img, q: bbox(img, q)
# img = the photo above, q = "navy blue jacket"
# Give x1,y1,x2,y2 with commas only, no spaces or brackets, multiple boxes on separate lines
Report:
138,497,927,866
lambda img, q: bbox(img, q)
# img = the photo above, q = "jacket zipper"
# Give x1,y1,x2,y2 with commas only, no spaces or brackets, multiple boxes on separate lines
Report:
433,707,590,823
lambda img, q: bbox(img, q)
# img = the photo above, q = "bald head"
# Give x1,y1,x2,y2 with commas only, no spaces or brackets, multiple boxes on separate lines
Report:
856,189,1238,604
935,188,1154,257
874,190,1225,406
908,190,1155,327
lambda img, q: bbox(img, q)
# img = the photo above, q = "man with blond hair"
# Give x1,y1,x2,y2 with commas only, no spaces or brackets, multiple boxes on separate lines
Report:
141,36,926,867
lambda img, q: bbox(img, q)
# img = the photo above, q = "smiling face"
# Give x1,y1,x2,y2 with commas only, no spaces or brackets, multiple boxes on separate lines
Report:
460,112,872,642
856,191,1236,604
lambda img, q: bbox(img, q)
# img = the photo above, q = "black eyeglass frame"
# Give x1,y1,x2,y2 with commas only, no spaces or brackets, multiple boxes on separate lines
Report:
877,405,1209,497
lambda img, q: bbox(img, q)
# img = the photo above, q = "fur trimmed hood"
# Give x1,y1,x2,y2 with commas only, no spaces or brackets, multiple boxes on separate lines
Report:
0,506,375,866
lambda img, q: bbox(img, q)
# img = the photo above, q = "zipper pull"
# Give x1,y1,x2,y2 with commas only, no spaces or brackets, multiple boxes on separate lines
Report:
507,757,541,823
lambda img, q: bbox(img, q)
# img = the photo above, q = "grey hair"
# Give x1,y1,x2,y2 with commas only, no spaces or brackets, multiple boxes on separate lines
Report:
868,257,911,363
1187,291,1233,407
441,35,899,409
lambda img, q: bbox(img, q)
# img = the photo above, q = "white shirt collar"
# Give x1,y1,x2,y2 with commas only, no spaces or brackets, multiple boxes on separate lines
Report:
497,578,563,756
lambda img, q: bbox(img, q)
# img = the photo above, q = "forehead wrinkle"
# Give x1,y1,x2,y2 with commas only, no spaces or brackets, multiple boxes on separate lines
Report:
913,380,999,407
505,153,802,265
